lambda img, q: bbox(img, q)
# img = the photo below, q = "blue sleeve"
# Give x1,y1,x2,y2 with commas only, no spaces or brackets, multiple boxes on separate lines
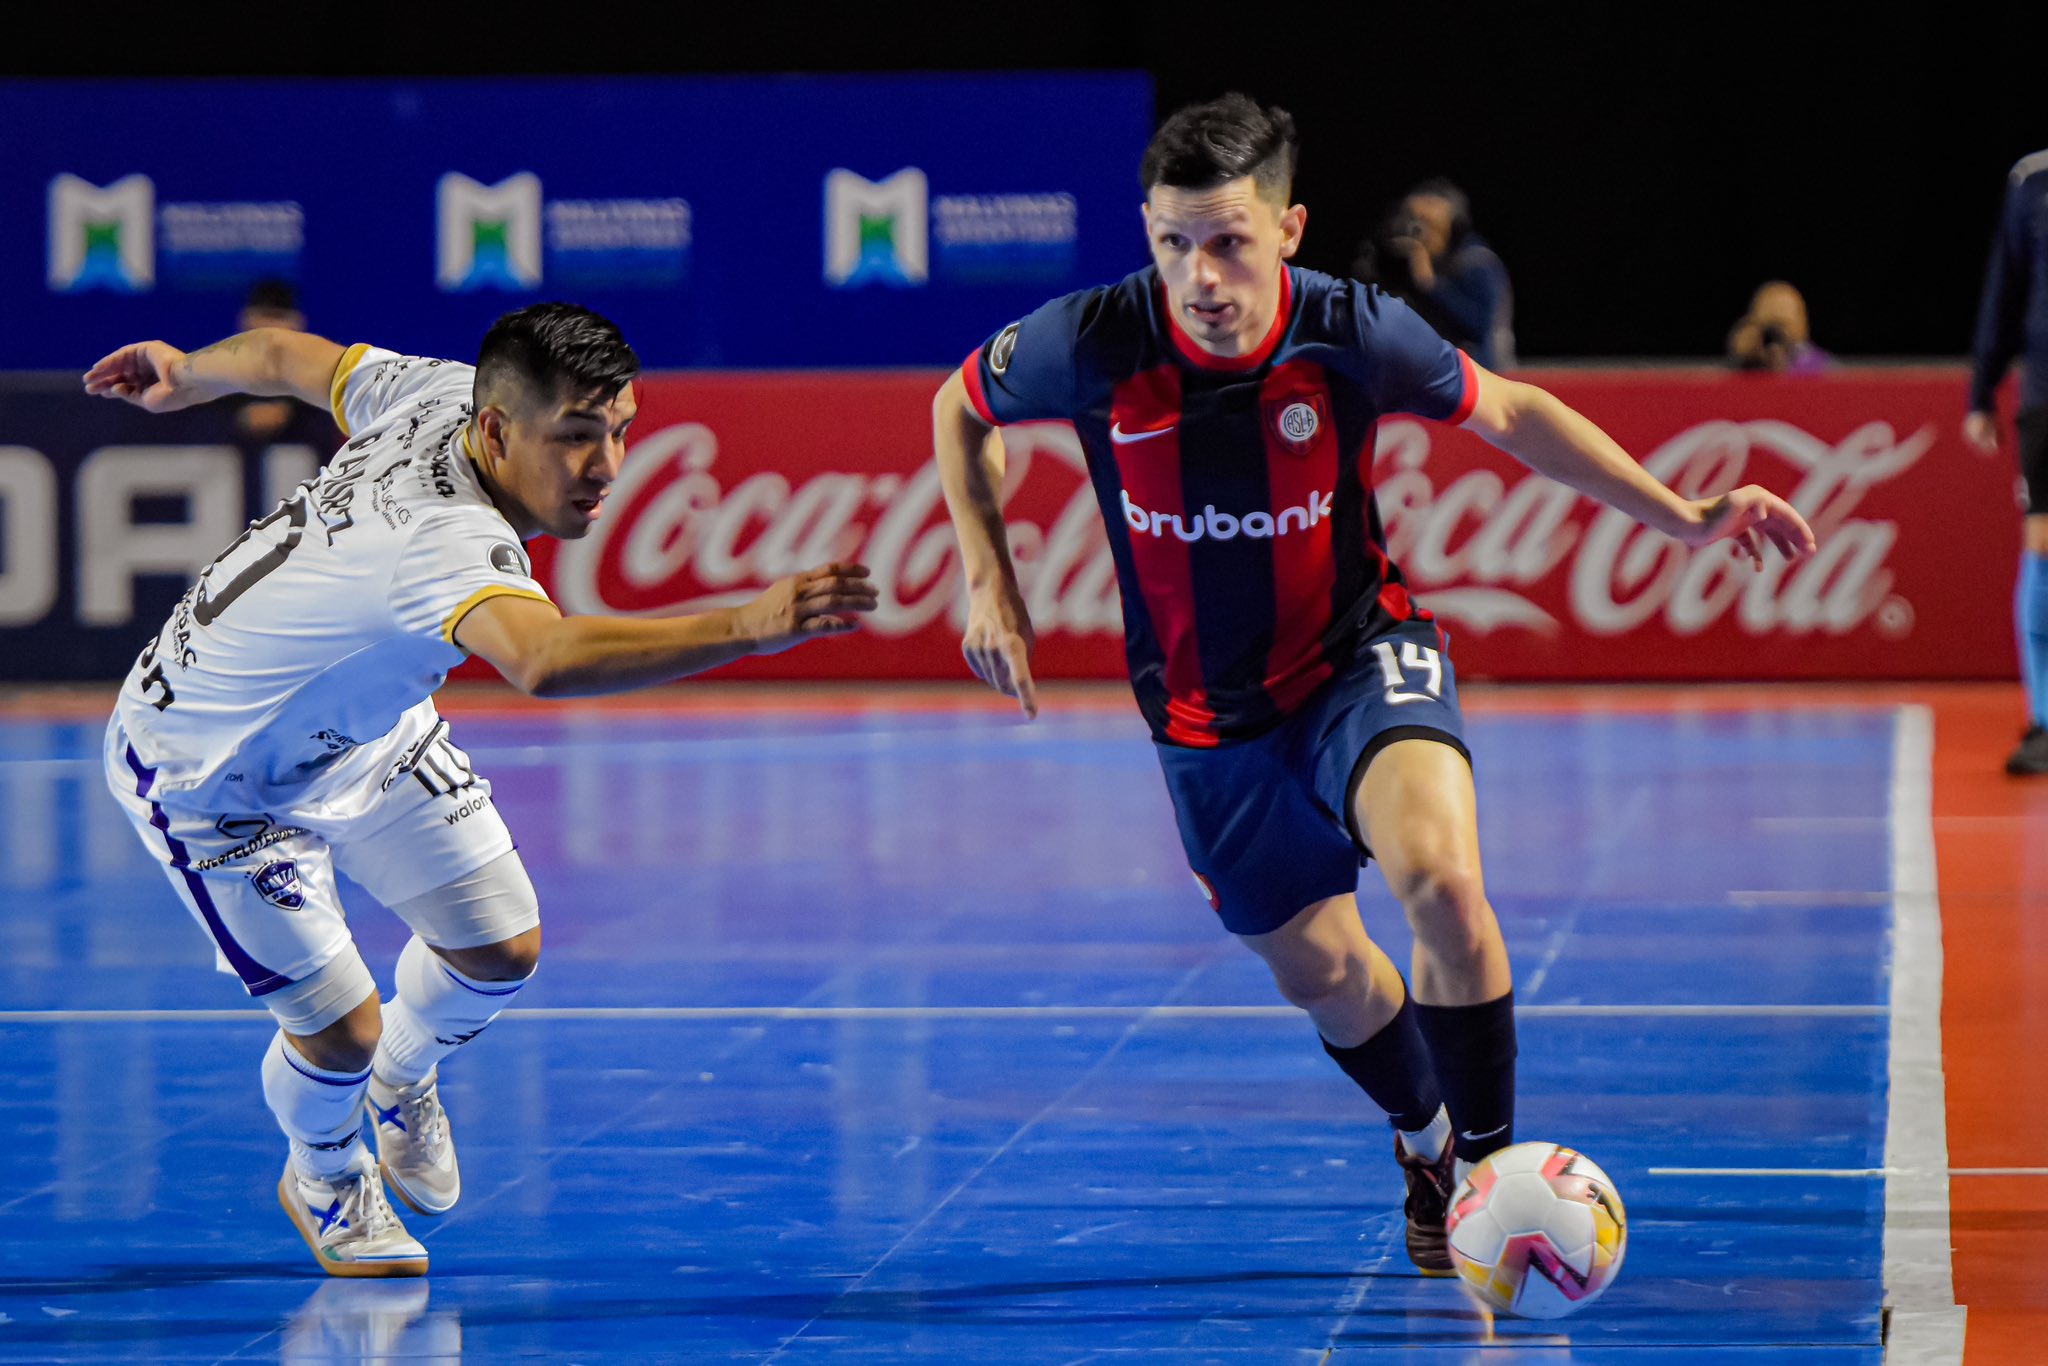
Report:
1351,283,1478,423
960,290,1093,425
1970,163,2038,413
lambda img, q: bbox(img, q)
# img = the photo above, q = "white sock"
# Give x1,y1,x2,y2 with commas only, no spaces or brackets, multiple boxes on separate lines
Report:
262,1031,371,1182
372,935,529,1087
1397,1104,1452,1165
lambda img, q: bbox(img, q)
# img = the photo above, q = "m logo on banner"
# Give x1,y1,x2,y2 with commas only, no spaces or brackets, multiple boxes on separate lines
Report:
437,173,542,291
48,174,154,293
824,167,928,288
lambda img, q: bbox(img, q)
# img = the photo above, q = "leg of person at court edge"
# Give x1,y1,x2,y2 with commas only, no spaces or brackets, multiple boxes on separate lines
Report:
2009,495,2048,775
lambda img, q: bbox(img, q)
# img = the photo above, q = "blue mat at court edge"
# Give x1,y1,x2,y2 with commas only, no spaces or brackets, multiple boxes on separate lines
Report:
0,703,1897,1362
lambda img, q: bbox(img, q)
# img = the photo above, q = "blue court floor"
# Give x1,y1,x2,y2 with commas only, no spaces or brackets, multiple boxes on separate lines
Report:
0,695,1902,1362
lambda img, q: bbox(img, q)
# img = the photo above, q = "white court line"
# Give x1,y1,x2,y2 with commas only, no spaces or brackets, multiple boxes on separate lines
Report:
0,1002,1887,1024
1884,705,1966,1363
0,757,97,776
1653,1167,2043,1178
1652,1167,1892,1178
1727,890,1894,906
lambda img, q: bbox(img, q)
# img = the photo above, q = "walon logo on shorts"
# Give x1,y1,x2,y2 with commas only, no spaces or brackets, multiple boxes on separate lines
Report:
1120,488,1334,542
253,860,306,911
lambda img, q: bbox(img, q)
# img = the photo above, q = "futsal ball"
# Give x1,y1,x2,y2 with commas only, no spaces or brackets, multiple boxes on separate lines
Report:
1444,1141,1627,1319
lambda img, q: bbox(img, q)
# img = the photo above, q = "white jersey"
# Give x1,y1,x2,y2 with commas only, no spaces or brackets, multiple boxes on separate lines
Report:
113,345,551,818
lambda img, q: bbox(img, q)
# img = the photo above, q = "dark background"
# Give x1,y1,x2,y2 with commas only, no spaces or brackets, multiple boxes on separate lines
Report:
15,12,2044,360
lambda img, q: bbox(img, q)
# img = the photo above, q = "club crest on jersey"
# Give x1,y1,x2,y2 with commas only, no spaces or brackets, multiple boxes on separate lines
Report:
253,860,305,911
1265,393,1328,456
488,541,529,576
989,322,1020,375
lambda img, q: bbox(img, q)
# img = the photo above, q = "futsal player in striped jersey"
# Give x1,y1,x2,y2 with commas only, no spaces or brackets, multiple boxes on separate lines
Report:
932,94,1816,1273
87,306,876,1276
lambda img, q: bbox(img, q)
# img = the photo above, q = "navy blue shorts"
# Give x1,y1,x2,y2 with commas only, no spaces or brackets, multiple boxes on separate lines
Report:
1153,617,1470,937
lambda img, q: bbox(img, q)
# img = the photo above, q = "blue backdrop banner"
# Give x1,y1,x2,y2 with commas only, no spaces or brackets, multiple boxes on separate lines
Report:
0,75,1153,370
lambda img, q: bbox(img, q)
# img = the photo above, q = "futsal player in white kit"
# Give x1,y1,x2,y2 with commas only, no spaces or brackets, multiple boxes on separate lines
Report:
86,305,878,1277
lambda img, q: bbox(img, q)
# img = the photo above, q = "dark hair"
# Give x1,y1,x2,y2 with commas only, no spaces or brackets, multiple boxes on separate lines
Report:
243,278,299,313
1140,93,1298,203
1406,178,1473,237
474,302,639,413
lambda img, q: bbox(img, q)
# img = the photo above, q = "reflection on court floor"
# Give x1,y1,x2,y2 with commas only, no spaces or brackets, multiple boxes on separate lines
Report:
0,696,1904,1362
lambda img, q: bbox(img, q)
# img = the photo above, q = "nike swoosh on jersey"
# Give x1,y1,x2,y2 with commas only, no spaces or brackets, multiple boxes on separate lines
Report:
1460,1124,1510,1142
1109,421,1177,445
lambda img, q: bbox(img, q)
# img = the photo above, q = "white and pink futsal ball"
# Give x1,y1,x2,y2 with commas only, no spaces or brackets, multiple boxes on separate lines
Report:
1444,1141,1628,1319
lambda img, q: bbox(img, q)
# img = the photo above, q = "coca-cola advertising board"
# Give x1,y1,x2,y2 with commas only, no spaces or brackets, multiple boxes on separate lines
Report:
0,366,2017,682
527,367,2019,682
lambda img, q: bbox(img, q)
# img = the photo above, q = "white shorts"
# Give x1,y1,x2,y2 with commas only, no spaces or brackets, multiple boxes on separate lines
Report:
105,716,533,1015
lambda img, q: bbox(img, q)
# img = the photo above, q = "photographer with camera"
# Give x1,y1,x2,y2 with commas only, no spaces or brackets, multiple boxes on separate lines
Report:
1354,180,1515,370
1727,280,1831,376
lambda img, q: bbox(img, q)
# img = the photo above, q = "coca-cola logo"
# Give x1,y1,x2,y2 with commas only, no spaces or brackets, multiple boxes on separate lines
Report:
1373,416,1932,640
551,402,1937,655
552,420,1123,638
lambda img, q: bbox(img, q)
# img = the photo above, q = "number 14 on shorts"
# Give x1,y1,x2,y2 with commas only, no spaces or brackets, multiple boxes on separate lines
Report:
1373,640,1444,704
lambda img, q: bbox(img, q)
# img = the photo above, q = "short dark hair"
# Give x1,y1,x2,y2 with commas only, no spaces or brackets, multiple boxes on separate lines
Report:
1407,178,1473,234
475,302,640,414
1140,93,1298,204
243,278,298,314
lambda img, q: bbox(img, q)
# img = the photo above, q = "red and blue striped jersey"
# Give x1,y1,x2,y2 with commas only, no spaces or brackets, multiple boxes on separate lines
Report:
960,264,1477,747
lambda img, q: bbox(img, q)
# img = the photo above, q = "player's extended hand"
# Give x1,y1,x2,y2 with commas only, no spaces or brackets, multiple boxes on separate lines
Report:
82,341,212,413
739,563,879,655
962,586,1039,719
1963,411,2001,457
1681,486,1819,569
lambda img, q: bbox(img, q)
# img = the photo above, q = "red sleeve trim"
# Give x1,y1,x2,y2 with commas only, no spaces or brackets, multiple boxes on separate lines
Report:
1448,350,1481,426
959,348,1001,426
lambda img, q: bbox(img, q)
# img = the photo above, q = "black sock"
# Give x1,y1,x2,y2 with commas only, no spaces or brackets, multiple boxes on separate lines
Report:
1320,994,1443,1132
1413,992,1518,1164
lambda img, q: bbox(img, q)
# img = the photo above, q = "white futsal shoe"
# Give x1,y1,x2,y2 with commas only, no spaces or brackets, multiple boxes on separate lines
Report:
367,1069,461,1215
278,1153,429,1278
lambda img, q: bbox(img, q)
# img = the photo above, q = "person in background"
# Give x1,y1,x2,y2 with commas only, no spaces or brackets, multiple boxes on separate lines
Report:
233,280,324,445
1964,149,2048,775
1357,180,1515,370
1727,281,1832,375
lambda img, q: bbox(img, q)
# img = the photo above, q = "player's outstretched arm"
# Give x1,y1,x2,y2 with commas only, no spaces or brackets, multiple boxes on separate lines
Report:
1460,364,1817,567
933,370,1039,718
453,563,878,698
83,329,346,413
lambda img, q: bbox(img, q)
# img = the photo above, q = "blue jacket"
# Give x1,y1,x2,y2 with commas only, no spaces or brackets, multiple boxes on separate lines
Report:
1971,150,2048,413
1406,232,1515,372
